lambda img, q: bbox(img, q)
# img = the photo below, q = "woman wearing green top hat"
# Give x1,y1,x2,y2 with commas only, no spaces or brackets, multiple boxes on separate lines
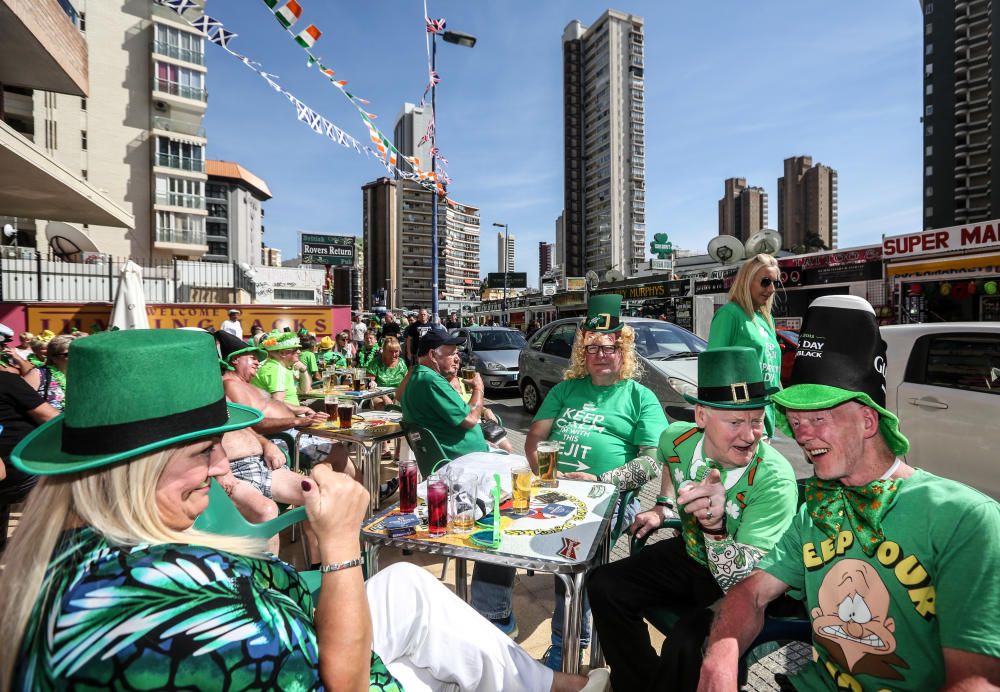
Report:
0,329,611,692
707,253,783,438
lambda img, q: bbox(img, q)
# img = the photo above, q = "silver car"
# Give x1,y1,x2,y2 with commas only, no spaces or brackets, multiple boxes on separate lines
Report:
451,326,527,390
518,317,705,422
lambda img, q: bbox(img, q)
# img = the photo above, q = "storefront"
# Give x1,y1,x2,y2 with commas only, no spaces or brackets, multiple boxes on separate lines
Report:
593,278,694,330
883,221,1000,323
774,246,887,323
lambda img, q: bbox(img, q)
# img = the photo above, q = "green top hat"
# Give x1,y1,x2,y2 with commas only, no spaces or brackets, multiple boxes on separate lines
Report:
260,330,301,351
11,330,262,476
683,347,777,410
583,294,624,333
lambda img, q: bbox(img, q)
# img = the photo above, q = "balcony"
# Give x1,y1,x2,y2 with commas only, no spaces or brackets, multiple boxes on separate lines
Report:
152,40,204,66
152,116,205,139
155,153,205,172
154,227,207,257
154,79,207,102
154,191,205,210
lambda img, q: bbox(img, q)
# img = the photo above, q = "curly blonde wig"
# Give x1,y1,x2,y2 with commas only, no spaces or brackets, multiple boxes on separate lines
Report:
564,324,643,382
728,253,779,327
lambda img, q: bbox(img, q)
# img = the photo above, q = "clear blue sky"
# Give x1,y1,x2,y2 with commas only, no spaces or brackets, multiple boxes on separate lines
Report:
203,1,923,286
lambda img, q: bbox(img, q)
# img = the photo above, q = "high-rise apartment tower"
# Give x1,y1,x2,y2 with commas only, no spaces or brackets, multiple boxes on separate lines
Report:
777,155,838,252
718,177,768,243
497,232,515,272
562,10,646,278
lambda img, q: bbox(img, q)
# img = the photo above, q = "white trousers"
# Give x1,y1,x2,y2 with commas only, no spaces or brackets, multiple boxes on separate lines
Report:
368,562,553,692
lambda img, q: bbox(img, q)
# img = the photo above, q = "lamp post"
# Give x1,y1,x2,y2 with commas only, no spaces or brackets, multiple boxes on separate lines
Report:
430,29,477,324
493,222,509,326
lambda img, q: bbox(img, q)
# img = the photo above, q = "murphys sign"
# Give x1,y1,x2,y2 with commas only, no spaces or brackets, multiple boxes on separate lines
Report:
883,220,1000,259
301,233,356,266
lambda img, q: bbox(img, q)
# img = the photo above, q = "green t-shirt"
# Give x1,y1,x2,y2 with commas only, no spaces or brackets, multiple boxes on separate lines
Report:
299,350,319,377
319,350,346,368
657,421,797,567
400,365,488,459
252,358,299,406
758,470,1000,691
707,301,782,437
534,377,667,477
368,357,408,388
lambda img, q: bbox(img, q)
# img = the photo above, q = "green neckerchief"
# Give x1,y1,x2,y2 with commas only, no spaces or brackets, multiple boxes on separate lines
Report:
28,354,45,368
47,365,67,391
804,476,903,556
357,346,380,370
680,438,734,562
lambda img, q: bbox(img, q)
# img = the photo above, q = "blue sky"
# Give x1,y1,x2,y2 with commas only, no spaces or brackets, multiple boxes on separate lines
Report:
203,1,923,286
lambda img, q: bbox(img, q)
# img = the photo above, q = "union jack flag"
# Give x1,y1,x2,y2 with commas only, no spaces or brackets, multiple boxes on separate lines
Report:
426,17,447,34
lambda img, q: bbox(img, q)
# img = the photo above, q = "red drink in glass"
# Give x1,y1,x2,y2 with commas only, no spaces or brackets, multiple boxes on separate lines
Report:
398,461,418,514
426,479,449,537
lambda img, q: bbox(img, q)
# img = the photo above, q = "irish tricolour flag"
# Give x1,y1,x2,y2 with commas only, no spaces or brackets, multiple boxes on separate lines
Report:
295,25,321,48
272,0,302,29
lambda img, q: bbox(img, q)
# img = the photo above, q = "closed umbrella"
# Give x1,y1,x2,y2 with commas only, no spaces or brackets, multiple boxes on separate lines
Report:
110,260,150,330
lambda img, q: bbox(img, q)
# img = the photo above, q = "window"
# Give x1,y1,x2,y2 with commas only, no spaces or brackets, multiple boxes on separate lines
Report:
79,11,86,31
925,104,934,116
81,97,87,111
541,323,578,358
925,2,933,15
81,130,87,151
926,165,934,176
911,334,1000,395
82,169,87,180
925,43,933,55
926,145,933,156
274,289,316,301
925,84,933,95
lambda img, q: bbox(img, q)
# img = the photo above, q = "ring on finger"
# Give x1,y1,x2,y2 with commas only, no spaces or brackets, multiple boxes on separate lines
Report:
706,509,714,520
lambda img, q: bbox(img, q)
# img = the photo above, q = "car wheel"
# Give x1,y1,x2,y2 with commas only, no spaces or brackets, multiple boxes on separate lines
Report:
521,379,541,414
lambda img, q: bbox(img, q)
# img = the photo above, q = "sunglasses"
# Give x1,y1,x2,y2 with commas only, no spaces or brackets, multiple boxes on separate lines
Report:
584,344,620,356
759,278,782,289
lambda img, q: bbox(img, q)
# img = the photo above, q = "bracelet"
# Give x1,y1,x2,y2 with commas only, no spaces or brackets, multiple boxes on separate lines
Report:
655,495,674,506
699,522,728,538
319,557,363,573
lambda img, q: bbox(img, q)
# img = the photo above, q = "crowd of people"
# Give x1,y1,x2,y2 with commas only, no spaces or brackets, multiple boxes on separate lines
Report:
0,271,997,691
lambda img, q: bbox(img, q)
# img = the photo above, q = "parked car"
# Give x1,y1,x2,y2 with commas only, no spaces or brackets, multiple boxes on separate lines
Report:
518,317,705,421
776,328,799,388
881,322,1000,500
450,326,526,390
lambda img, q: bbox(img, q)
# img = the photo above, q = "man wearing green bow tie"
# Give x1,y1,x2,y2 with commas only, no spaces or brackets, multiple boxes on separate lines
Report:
589,346,798,692
699,295,1000,692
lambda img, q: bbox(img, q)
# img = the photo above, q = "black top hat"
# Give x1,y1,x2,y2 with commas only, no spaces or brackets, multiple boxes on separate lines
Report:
215,330,267,369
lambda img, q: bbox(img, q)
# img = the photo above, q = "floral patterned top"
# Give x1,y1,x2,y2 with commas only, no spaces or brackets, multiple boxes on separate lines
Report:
15,528,403,691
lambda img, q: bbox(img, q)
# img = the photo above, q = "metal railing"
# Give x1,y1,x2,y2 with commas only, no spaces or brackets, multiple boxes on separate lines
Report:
154,191,206,210
152,116,206,138
152,40,205,66
155,153,206,172
154,79,207,102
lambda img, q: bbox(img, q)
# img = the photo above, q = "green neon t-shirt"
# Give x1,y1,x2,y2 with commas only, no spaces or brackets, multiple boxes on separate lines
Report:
368,357,408,388
758,470,1000,691
534,376,667,477
400,365,488,459
252,358,299,406
707,302,782,436
299,350,319,377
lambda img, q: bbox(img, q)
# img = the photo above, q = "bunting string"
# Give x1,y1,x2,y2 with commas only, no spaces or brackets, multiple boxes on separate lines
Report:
153,0,449,194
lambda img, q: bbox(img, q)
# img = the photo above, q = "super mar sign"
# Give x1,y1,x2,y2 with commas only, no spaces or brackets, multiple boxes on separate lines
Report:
301,233,356,266
883,221,1000,259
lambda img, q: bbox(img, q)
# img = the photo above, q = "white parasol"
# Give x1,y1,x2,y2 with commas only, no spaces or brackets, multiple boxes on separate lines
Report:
109,260,150,330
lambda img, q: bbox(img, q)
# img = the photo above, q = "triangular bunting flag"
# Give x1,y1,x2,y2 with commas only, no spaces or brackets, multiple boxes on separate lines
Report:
210,28,238,48
274,0,302,29
191,15,223,36
295,25,321,49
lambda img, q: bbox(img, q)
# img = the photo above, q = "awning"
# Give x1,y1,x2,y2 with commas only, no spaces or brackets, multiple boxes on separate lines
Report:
0,121,134,228
886,251,1000,278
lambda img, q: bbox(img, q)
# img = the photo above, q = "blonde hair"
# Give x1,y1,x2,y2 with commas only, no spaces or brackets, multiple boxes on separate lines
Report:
0,447,265,689
728,253,779,327
564,324,643,382
47,334,77,356
381,335,401,354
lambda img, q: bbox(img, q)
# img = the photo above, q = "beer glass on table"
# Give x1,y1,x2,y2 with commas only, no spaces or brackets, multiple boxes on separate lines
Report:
337,400,355,429
511,466,533,515
536,440,560,488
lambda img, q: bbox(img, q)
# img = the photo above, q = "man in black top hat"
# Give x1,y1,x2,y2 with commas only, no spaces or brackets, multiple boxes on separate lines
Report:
699,295,1000,692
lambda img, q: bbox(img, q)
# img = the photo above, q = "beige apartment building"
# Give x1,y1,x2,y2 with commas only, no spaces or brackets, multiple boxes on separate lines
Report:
362,177,480,310
0,0,133,253
3,1,209,261
777,155,838,252
718,177,768,243
497,231,516,272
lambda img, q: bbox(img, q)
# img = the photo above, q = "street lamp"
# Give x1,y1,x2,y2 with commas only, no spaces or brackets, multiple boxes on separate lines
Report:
493,222,509,326
429,28,477,324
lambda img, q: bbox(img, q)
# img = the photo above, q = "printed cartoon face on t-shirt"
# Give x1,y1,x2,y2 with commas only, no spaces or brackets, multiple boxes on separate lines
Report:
812,559,901,675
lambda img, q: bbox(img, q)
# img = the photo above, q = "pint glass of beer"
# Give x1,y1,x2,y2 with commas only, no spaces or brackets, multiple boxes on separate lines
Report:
536,440,560,488
511,466,533,515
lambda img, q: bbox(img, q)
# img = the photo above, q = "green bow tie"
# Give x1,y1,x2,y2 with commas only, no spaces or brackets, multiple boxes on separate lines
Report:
804,477,903,556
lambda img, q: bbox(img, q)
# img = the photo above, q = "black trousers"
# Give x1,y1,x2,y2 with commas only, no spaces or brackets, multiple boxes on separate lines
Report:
588,536,723,692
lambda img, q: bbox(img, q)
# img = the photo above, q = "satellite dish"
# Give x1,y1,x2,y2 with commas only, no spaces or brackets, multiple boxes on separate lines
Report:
605,269,625,283
707,235,746,265
585,270,600,291
45,222,99,261
745,229,782,257
2,224,15,238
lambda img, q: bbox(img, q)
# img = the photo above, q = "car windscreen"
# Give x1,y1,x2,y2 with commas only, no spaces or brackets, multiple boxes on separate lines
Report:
470,330,528,351
632,321,707,359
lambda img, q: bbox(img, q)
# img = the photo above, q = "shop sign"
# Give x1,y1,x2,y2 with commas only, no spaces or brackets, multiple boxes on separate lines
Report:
542,283,557,296
300,233,356,266
564,277,586,292
594,280,689,301
694,278,727,295
883,221,1000,259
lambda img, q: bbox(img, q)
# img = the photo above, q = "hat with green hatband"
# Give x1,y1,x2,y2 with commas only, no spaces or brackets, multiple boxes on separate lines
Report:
215,330,267,371
583,294,624,333
260,330,301,351
683,346,778,409
770,295,909,456
11,329,263,476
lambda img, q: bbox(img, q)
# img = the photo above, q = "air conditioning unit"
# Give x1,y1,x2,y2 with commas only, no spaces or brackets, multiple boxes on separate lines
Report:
1,246,36,260
153,100,168,113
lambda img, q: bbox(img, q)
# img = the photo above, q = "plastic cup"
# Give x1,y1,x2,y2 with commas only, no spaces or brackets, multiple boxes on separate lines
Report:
450,472,478,534
511,466,533,515
398,460,418,514
461,366,477,380
427,475,449,537
536,440,560,488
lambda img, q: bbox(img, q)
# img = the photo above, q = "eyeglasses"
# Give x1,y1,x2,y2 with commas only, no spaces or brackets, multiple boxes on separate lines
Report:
50,352,68,358
584,344,620,356
759,278,782,289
